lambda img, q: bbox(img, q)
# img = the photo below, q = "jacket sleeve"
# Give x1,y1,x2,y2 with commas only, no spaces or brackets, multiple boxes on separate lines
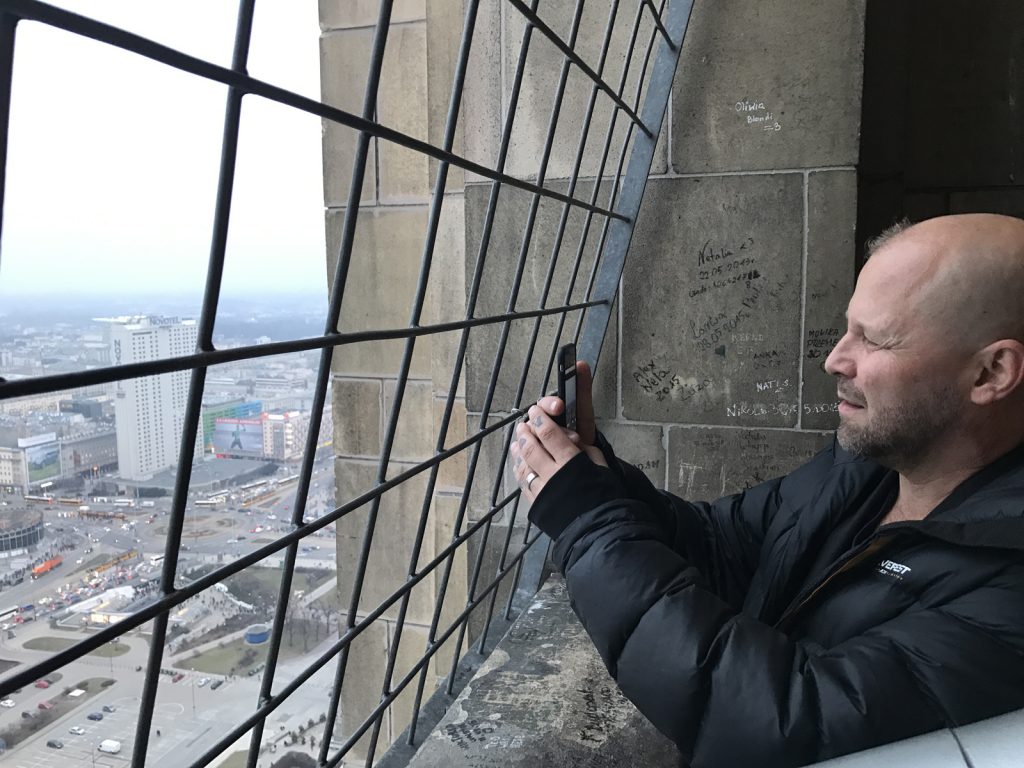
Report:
568,434,826,605
528,457,1024,767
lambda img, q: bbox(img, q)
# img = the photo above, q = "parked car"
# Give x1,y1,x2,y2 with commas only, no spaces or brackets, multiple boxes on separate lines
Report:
34,680,50,689
86,712,103,721
171,672,185,683
46,739,64,749
210,679,223,690
38,700,54,710
0,698,14,707
102,704,116,713
197,677,209,687
69,725,86,735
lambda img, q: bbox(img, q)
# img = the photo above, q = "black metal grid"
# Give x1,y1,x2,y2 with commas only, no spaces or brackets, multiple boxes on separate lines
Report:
0,1,691,765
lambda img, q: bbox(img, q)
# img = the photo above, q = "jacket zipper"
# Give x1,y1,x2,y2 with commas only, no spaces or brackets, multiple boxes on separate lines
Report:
773,535,893,632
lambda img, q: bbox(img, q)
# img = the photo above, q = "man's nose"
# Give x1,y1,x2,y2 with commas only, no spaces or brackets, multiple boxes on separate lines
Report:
824,333,853,378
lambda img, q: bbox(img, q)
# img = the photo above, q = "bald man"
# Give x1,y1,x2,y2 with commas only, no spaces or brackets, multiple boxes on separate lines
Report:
510,214,1024,768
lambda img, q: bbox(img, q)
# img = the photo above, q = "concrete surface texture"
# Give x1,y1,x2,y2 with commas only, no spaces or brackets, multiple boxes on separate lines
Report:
404,577,680,768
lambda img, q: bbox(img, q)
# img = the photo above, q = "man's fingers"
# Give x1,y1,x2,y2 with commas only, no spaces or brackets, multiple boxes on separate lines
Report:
526,405,580,465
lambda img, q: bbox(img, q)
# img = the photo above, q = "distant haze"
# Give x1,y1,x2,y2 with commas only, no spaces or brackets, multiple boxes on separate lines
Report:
0,1,329,301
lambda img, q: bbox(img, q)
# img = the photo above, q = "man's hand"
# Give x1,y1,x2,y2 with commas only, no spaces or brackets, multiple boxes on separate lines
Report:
511,397,607,503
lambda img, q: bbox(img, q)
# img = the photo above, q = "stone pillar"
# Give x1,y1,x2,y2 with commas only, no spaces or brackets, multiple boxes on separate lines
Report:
320,1,469,762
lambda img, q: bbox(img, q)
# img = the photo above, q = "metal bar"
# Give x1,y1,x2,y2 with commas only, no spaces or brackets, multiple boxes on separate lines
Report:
363,0,482,762
0,1,628,224
506,0,653,138
577,0,692,371
0,11,17,252
555,0,662,380
643,0,676,49
130,2,256,765
0,300,601,402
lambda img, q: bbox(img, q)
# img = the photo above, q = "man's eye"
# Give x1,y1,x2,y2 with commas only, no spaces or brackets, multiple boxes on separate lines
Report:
863,338,882,348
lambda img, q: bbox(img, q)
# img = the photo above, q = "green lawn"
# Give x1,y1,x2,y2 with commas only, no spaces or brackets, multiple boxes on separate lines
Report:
24,636,132,657
177,619,330,676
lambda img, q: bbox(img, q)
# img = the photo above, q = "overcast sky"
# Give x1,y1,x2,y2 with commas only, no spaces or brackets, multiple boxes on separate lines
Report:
0,1,328,301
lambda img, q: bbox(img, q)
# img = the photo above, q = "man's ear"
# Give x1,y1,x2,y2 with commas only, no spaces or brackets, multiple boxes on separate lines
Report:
970,340,1024,405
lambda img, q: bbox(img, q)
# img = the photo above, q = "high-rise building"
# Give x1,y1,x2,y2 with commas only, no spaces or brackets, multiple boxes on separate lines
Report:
101,316,201,481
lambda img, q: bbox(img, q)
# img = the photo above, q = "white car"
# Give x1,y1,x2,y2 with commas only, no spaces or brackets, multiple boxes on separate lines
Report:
68,725,85,735
197,677,210,687
0,699,14,708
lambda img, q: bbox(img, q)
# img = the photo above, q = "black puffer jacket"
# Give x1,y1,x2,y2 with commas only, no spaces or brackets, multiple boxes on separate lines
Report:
528,435,1024,768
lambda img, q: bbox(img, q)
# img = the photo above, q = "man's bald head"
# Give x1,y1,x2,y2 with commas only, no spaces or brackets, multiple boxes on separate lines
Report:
867,214,1024,351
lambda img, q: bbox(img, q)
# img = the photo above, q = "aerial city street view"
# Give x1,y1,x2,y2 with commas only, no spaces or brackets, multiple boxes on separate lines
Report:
0,296,344,766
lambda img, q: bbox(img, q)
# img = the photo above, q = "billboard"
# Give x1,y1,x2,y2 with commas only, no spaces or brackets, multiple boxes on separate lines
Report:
26,441,60,482
212,418,264,457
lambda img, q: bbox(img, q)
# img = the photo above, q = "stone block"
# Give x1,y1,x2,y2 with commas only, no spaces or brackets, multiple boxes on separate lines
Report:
667,426,832,500
432,492,471,670
426,198,467,396
320,29,376,207
320,22,430,207
596,420,665,489
803,171,856,430
426,0,466,192
334,459,437,625
621,175,804,426
671,0,866,173
465,520,521,650
465,413,516,524
503,2,668,181
333,377,382,457
435,396,468,492
326,206,433,377
460,0,502,182
377,22,431,203
320,0,425,31
464,180,610,414
337,617,390,764
383,619,444,747
384,378,435,462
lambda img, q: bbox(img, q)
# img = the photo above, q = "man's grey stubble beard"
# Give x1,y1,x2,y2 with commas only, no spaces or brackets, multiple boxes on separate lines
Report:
836,384,960,470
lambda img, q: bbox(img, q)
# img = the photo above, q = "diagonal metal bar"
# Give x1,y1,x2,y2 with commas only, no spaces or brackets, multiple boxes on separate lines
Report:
0,0,628,224
643,0,677,49
506,0,653,138
0,11,16,252
577,0,694,370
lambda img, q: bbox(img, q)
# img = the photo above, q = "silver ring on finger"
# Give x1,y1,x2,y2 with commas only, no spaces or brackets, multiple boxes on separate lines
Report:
526,471,538,491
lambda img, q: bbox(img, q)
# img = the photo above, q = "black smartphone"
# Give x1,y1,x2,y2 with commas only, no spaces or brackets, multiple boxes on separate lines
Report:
555,343,577,430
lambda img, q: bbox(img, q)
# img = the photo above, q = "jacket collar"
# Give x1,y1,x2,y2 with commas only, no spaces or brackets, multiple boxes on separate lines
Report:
837,438,1024,551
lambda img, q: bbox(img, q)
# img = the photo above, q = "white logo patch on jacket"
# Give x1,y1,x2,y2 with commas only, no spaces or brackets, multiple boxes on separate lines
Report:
877,559,912,581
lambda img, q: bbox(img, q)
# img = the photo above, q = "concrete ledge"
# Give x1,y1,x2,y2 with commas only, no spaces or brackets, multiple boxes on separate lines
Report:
404,576,680,767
